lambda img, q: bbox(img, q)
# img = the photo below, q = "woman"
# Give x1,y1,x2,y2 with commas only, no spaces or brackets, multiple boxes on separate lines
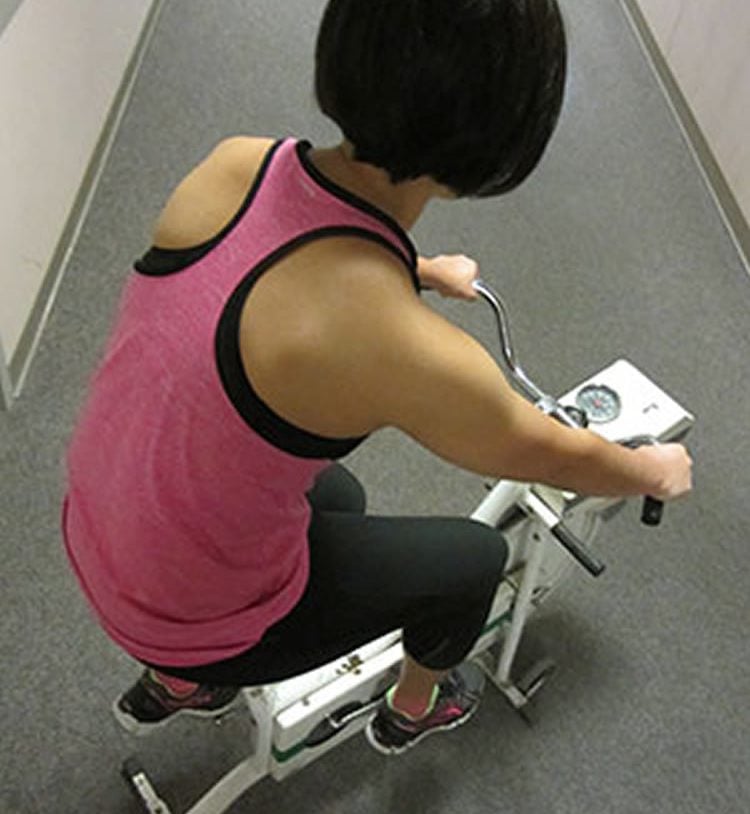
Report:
62,0,692,756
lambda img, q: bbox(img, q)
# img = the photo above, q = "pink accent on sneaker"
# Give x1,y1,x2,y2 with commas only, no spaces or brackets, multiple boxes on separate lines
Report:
388,684,440,721
152,671,200,698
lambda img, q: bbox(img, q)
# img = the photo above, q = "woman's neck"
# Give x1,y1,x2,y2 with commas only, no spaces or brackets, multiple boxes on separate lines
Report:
308,142,444,230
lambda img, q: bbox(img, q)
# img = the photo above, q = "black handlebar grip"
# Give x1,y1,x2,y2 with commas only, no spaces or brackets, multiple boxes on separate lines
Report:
641,496,664,526
618,439,666,528
551,521,606,577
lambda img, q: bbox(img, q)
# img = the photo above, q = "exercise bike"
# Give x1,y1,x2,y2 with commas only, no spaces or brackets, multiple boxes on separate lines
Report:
123,279,694,814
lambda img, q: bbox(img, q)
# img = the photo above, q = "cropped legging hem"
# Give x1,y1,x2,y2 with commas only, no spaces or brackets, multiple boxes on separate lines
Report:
146,464,508,686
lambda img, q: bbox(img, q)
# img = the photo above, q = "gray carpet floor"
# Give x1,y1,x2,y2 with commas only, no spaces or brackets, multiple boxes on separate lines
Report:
2,0,748,812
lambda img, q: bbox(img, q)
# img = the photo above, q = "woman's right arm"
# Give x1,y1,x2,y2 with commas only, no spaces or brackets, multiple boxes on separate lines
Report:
366,293,692,500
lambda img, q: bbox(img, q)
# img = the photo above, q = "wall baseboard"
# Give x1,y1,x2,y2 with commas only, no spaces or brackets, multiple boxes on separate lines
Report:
2,0,166,410
0,338,12,410
619,0,750,277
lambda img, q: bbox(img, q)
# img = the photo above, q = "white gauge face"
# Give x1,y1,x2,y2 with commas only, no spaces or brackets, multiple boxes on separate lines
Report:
575,384,621,424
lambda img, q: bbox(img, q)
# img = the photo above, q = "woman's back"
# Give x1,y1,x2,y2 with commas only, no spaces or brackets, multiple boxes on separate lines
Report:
63,137,419,667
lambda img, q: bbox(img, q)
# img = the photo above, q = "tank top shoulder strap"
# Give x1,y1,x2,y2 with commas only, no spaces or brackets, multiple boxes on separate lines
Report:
291,139,418,280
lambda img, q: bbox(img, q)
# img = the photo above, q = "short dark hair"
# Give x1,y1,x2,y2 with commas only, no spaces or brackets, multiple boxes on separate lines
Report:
315,0,567,197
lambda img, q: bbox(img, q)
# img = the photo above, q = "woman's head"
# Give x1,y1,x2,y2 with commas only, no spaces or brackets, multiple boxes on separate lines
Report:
315,0,567,197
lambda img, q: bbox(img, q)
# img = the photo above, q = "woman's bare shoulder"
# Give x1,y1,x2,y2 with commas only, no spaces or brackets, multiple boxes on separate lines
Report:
152,136,276,249
238,235,423,437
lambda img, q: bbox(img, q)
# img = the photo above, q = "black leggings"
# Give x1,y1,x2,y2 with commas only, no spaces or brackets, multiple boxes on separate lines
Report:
148,465,508,686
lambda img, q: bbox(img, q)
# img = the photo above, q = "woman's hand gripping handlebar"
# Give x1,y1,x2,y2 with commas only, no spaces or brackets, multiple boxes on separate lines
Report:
618,437,693,524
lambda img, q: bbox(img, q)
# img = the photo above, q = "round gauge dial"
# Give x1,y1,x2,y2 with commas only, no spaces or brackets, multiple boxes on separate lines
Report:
575,384,621,424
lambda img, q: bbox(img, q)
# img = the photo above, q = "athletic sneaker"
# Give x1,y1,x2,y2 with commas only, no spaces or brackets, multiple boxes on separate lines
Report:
113,670,241,736
365,661,485,755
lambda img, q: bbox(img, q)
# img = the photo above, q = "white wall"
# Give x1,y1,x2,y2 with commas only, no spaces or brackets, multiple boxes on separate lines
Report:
633,0,750,227
0,0,153,382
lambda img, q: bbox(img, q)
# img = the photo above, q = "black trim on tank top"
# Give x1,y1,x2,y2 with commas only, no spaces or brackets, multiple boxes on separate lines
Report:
134,139,285,277
295,140,420,287
215,227,413,460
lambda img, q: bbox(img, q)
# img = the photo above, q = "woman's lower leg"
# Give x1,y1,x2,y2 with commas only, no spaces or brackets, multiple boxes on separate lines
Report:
389,653,446,719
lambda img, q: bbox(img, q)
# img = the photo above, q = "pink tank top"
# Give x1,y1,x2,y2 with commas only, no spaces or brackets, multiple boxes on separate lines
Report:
62,138,417,666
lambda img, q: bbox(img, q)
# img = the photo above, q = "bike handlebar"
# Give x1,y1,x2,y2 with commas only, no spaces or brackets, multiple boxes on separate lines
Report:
471,279,665,576
551,521,607,577
641,497,664,525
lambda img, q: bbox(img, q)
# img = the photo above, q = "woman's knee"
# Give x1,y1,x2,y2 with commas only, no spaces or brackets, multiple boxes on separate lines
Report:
464,521,508,590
